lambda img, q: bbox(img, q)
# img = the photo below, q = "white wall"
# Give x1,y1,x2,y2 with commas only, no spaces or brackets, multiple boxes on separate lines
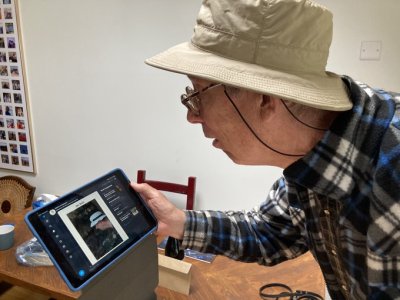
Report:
316,0,400,91
1,0,399,210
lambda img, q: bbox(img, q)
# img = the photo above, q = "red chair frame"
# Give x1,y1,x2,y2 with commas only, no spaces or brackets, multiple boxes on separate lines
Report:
136,170,196,210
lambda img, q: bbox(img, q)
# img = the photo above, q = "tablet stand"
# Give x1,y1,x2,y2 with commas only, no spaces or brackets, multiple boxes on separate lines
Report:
79,234,158,300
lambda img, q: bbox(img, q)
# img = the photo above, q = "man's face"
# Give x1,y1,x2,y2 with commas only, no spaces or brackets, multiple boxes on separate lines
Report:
95,218,111,230
186,77,267,165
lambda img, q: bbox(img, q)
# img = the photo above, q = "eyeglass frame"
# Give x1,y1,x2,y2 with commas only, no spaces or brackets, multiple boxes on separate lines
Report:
180,83,223,116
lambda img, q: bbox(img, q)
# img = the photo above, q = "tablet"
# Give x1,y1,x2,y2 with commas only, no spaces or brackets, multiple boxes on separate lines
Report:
25,168,157,291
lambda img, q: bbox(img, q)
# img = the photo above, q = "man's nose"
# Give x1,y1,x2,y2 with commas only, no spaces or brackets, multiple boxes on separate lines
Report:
187,110,203,124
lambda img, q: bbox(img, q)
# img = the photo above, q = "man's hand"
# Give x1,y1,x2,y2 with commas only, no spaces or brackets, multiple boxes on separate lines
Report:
131,183,186,240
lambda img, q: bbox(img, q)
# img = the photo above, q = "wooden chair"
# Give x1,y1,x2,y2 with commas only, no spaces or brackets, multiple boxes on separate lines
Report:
137,170,196,260
137,170,196,210
0,175,35,216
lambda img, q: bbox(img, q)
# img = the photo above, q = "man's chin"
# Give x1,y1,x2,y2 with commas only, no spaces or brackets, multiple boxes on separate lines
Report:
211,140,248,165
219,149,242,165
212,139,221,149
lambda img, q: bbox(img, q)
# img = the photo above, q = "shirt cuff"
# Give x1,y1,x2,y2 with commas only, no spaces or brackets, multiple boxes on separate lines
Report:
181,210,209,251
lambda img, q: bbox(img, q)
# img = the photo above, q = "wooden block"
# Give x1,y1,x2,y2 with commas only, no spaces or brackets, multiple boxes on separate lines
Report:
158,254,192,295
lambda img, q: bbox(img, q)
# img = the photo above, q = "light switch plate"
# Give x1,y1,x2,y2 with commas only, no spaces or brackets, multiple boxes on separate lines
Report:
360,41,382,60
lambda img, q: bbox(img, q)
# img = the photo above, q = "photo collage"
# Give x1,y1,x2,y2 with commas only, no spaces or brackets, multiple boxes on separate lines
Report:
0,0,34,172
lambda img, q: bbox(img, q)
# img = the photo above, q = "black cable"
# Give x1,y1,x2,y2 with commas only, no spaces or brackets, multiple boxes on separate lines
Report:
279,99,328,131
223,89,306,157
259,282,324,300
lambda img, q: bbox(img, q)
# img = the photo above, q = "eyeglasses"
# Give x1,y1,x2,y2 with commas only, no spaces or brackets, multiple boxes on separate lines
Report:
180,83,222,116
259,283,323,300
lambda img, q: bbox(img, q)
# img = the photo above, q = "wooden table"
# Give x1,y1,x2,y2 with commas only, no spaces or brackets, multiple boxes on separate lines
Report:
0,210,79,300
0,210,325,299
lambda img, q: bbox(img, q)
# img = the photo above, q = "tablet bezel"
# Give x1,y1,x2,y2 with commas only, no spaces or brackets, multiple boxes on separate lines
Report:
25,168,157,291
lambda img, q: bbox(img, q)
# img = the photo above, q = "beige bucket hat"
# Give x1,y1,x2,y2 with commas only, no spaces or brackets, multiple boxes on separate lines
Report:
146,0,352,111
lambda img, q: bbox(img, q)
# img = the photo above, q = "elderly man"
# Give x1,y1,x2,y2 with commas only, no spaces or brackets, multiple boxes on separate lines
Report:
133,0,400,299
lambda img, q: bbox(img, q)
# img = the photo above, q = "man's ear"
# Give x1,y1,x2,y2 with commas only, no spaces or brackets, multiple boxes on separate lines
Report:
259,94,276,119
260,94,270,108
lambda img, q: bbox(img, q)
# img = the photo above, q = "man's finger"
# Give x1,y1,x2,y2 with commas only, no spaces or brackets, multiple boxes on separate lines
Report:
131,182,158,199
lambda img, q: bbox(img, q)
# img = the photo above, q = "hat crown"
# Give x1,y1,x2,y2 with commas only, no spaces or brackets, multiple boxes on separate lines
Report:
192,0,332,74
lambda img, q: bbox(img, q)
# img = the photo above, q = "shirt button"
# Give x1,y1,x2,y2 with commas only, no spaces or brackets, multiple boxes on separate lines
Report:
323,209,330,215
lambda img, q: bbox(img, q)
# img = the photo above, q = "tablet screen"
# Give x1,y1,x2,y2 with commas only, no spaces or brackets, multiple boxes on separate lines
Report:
25,169,157,291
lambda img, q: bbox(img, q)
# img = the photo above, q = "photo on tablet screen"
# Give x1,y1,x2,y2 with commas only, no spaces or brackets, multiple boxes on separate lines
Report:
58,191,129,265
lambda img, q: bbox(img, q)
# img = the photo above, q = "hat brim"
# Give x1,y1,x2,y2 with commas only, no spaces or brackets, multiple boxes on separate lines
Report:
90,214,106,227
146,42,352,111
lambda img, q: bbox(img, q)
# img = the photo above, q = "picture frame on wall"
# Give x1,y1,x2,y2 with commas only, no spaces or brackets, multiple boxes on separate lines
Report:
0,0,35,173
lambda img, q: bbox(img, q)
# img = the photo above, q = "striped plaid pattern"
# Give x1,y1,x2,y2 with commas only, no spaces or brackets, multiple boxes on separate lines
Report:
182,76,400,299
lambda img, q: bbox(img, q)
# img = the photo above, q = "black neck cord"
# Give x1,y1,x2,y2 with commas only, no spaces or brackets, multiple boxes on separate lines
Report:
279,99,328,131
223,89,305,157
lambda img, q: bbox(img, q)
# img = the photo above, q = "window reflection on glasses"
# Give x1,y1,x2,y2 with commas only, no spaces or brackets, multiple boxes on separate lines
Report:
180,83,222,116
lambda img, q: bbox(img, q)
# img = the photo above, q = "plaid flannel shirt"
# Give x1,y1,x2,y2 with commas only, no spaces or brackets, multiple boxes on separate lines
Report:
182,76,400,299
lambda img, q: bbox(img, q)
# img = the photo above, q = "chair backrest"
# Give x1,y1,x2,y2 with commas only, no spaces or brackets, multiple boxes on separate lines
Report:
137,170,196,210
0,175,35,216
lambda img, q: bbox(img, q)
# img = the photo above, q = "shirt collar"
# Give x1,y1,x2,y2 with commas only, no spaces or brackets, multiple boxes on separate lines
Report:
283,76,396,200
